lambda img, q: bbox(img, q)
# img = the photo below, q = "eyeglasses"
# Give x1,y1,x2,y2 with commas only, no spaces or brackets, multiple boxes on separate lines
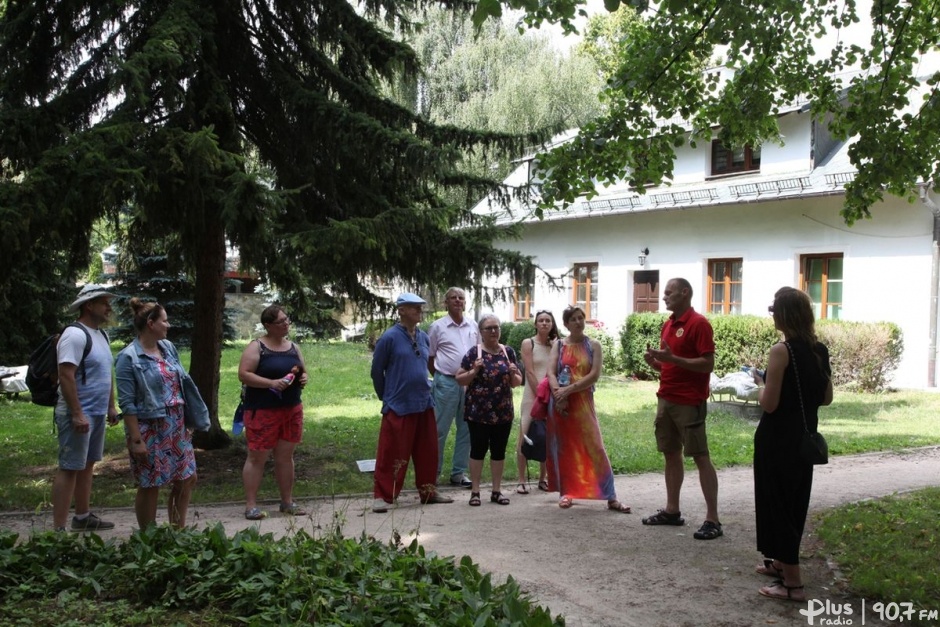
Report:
411,340,421,357
535,310,552,317
270,317,291,325
482,326,500,332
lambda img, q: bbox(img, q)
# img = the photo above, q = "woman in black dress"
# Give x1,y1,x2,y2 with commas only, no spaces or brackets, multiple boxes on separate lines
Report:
752,287,833,602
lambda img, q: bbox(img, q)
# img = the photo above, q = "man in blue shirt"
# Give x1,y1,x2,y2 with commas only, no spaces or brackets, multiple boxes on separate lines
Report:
370,293,454,513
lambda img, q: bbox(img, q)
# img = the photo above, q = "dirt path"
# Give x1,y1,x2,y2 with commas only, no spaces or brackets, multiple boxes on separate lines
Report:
3,446,940,627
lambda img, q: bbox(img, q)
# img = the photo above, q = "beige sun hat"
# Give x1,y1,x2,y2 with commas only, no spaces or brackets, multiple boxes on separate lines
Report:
68,284,115,311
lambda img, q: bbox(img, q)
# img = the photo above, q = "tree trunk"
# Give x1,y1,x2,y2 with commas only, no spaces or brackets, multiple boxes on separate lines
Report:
190,215,232,450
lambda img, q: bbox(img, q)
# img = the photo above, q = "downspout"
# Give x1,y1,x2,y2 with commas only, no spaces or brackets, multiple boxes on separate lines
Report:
921,182,940,387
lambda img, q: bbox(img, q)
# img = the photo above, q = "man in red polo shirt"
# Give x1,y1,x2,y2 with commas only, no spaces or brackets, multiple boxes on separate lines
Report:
642,278,722,540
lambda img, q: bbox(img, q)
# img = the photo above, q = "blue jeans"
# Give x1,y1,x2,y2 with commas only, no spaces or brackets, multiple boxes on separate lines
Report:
433,373,469,480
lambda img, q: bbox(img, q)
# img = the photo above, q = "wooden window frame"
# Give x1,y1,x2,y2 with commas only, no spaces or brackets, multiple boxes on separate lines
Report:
800,253,843,320
571,262,599,321
710,141,761,176
706,258,743,314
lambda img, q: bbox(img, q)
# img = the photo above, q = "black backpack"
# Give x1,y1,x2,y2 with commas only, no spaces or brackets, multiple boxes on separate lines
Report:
25,323,103,406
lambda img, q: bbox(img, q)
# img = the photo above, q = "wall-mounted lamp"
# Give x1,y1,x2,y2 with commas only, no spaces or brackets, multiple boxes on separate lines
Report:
638,247,650,267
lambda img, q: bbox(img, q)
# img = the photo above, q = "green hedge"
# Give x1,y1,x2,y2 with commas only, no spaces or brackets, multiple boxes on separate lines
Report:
618,313,903,392
506,320,535,353
818,320,903,392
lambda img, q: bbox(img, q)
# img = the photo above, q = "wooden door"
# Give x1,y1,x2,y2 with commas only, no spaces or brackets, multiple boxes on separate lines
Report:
633,271,660,313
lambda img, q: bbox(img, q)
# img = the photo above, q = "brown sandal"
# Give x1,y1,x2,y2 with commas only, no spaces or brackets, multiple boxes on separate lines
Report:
756,559,784,578
607,500,631,513
516,483,529,494
759,580,806,602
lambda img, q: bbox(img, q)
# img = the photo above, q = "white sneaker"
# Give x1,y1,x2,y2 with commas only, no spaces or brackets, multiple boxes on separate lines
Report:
372,498,390,513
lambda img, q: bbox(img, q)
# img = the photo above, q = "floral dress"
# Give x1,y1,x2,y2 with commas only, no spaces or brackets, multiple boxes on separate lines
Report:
131,353,196,488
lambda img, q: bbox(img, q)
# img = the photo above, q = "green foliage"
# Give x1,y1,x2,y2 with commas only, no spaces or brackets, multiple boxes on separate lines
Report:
0,0,552,433
495,0,940,224
104,253,237,347
619,312,668,380
499,320,516,346
506,320,536,352
365,319,395,349
818,320,904,392
815,487,940,620
619,313,904,391
0,525,564,625
584,324,620,374
708,315,782,376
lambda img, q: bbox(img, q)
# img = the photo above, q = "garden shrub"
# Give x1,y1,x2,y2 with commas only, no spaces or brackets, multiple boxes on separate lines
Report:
365,318,394,349
499,320,515,345
708,315,781,376
506,320,535,352
619,313,903,392
619,312,668,380
585,324,620,374
818,320,903,392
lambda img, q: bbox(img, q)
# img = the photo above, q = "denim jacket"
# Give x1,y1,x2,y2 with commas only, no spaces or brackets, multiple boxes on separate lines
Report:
116,338,210,431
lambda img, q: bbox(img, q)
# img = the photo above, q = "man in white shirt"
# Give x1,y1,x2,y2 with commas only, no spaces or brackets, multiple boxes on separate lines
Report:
428,287,479,487
52,284,120,532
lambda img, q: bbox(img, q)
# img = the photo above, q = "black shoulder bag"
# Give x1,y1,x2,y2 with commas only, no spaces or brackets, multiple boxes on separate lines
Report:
785,341,828,465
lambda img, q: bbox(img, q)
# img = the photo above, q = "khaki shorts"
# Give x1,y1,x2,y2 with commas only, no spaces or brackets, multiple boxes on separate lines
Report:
654,398,709,457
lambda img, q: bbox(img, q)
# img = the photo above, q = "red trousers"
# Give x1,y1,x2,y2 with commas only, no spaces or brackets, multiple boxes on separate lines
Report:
373,408,439,503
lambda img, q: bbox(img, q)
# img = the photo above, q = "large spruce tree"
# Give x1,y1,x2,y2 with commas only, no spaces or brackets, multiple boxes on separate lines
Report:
0,0,542,447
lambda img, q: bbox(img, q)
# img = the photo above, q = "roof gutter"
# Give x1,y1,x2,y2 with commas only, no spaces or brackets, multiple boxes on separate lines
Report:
921,183,940,387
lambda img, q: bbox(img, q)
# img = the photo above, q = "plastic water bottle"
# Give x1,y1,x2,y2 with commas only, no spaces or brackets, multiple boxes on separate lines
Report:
270,372,295,398
558,365,572,387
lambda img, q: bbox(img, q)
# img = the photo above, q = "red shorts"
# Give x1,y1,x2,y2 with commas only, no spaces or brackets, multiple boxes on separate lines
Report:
244,404,303,451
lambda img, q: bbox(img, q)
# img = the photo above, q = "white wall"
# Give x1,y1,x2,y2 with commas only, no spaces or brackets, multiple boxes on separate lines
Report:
490,194,935,388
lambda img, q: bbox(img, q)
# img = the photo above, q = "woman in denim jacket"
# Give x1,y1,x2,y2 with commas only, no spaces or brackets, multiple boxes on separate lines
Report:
115,298,208,529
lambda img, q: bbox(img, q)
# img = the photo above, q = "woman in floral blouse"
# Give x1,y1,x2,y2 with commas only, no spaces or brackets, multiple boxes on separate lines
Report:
455,314,523,506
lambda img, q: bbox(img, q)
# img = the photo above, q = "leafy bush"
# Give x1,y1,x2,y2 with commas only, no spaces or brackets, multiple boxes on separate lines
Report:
619,313,903,392
499,320,515,346
365,318,394,349
818,320,903,392
619,312,668,380
709,315,781,376
585,324,620,374
506,320,535,352
0,525,563,626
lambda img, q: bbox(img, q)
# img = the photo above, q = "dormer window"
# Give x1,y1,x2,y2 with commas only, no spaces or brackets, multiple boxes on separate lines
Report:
711,141,761,176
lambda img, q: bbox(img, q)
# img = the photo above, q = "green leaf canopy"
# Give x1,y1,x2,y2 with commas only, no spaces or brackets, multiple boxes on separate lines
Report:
0,0,544,443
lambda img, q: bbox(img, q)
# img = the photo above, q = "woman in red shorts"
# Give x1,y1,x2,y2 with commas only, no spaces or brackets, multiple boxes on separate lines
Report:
238,305,309,520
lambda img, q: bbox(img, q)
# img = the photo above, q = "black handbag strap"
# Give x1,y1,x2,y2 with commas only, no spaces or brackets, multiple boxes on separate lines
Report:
784,341,812,434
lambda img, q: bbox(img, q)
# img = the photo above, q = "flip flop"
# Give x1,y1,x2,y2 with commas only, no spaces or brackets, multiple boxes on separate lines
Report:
538,479,550,492
516,483,529,494
558,495,573,509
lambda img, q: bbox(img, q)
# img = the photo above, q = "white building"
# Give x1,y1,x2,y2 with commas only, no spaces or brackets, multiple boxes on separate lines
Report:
475,98,940,388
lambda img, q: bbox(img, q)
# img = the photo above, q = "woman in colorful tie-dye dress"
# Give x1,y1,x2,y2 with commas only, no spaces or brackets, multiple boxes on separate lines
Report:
546,306,631,513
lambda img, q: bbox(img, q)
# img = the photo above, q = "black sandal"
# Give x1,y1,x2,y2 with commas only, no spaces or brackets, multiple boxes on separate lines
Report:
641,509,685,526
490,491,510,505
469,492,481,506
